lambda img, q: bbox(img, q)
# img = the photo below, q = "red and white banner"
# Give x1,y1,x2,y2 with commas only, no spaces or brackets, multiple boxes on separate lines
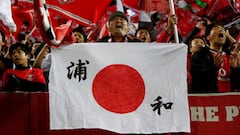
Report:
188,92,240,135
1,92,240,134
49,43,190,134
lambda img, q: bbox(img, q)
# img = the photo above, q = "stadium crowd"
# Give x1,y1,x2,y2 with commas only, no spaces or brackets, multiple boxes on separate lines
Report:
0,9,239,93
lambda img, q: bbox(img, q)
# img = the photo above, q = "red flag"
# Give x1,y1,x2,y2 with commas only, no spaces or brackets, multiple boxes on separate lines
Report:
1,0,42,42
34,0,112,46
123,0,140,10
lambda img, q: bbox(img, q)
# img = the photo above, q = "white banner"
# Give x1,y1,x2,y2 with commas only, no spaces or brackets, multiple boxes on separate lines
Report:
49,43,190,134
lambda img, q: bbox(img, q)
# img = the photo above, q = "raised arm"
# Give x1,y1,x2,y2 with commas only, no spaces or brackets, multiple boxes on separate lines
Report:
33,43,49,68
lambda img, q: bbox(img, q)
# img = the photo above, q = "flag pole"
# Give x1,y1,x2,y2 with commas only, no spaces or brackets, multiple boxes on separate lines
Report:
23,25,36,44
168,0,179,43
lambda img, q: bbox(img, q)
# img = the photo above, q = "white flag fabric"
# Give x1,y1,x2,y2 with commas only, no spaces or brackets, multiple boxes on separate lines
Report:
116,0,124,13
49,43,190,134
0,0,17,32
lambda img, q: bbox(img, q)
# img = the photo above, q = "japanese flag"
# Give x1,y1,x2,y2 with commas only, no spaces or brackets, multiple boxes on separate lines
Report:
49,43,190,134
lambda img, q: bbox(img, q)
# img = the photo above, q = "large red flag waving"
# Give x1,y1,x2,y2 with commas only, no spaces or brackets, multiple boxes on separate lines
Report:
33,0,112,46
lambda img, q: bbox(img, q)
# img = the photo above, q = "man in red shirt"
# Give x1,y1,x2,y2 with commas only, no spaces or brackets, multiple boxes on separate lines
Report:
206,23,240,92
1,42,46,92
190,23,240,93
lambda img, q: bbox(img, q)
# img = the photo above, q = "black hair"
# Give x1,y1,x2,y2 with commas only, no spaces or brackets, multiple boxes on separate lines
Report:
204,22,225,47
71,26,87,42
17,32,26,41
9,42,31,57
135,27,151,37
189,36,206,46
205,22,225,37
109,11,128,23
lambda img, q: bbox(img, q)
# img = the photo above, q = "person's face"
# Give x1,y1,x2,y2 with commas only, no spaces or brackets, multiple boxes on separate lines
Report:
108,16,129,37
11,47,30,66
190,38,205,54
136,29,151,42
207,25,226,45
73,32,85,43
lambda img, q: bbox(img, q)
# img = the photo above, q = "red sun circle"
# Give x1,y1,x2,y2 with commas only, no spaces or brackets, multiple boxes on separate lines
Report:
92,64,145,114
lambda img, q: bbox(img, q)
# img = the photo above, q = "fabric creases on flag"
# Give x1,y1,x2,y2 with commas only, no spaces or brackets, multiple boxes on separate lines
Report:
49,43,190,134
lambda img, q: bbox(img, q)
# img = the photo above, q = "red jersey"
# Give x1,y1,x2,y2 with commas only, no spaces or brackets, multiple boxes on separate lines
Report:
210,50,231,92
0,67,46,91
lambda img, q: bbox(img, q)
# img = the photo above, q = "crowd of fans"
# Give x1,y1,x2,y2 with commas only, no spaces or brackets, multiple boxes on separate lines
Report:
0,11,239,93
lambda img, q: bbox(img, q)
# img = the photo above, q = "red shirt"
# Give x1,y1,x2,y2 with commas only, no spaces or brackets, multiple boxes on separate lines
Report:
0,67,46,91
210,50,231,92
